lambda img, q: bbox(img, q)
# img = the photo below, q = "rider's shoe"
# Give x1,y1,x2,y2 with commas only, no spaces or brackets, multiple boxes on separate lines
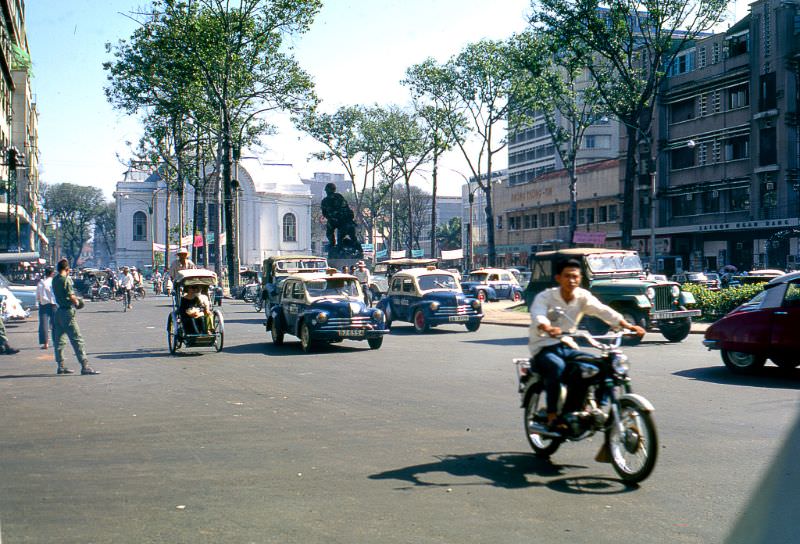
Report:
57,367,75,375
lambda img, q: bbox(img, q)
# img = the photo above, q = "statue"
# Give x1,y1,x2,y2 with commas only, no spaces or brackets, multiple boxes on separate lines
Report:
321,183,363,260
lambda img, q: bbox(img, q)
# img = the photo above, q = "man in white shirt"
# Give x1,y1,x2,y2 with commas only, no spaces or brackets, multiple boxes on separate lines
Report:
353,260,372,305
529,258,645,432
36,267,57,349
120,267,134,309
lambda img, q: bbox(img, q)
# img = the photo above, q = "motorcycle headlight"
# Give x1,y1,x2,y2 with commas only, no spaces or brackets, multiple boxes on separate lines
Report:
372,309,384,321
316,312,328,324
430,301,440,311
645,287,656,300
611,353,629,375
471,299,481,310
671,285,680,298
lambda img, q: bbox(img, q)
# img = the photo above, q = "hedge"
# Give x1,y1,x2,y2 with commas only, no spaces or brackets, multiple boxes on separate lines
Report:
681,283,767,321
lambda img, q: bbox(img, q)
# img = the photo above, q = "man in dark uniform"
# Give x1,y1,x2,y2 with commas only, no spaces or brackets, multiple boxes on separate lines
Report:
0,318,19,354
52,258,99,375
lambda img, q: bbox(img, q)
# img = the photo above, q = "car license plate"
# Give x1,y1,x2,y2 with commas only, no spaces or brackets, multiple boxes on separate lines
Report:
448,316,469,322
338,329,365,337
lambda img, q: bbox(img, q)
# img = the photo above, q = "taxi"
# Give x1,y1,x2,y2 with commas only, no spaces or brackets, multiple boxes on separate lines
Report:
461,268,523,302
266,269,388,352
376,267,483,333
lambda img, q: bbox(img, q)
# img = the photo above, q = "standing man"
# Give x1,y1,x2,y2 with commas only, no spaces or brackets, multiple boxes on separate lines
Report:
120,267,134,310
36,267,57,349
169,247,196,279
353,260,372,305
52,258,99,375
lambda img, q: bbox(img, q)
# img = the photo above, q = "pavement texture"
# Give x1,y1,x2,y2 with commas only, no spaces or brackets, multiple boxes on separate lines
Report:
482,300,711,334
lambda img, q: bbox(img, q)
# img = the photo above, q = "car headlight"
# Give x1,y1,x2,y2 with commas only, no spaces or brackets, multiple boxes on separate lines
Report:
471,299,481,310
430,301,440,311
372,309,384,321
316,312,328,324
645,287,655,300
671,285,680,298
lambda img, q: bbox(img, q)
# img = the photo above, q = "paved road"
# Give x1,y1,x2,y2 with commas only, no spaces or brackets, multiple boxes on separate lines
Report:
0,297,798,543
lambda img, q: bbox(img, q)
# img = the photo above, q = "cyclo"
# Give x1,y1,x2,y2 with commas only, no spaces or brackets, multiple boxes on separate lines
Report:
166,269,224,354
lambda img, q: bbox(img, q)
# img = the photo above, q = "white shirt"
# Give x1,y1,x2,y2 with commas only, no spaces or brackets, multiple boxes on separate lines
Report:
36,277,56,305
353,268,371,284
528,286,623,357
121,273,134,290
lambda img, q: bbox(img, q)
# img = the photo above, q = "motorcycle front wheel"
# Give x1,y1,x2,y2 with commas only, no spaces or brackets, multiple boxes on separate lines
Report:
523,389,562,457
607,398,658,484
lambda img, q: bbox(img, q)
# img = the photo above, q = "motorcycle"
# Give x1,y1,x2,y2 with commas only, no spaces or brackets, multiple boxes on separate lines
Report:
133,283,147,300
515,311,658,484
253,290,264,313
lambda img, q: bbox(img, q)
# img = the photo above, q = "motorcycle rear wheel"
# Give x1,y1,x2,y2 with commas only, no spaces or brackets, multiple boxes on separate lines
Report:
607,398,658,485
523,390,563,457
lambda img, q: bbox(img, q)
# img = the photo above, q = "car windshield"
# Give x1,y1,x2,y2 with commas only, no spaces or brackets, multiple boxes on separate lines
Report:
467,272,488,283
739,290,767,310
305,278,361,300
586,254,643,273
275,259,327,272
417,274,459,291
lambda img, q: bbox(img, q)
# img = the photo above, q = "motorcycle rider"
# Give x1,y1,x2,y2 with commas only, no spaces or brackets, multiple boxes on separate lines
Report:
529,258,645,433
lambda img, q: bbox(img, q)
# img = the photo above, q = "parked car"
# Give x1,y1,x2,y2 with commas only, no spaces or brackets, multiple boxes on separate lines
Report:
369,258,439,301
703,271,800,373
0,288,30,321
376,267,483,333
266,270,388,352
461,268,524,302
509,268,532,290
525,248,701,343
672,272,720,290
0,272,37,310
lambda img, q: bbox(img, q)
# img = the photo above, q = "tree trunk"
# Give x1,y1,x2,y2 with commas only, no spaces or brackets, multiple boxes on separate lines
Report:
484,184,496,268
405,177,413,254
164,187,171,271
429,149,438,259
568,159,578,247
222,112,239,289
621,124,639,250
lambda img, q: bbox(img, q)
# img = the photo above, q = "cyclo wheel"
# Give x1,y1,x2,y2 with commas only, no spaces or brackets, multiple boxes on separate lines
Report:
167,314,181,354
523,388,562,457
212,310,224,352
607,398,658,485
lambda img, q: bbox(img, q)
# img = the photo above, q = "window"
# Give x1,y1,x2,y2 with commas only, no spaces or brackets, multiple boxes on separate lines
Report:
558,210,567,226
759,72,776,111
578,208,586,224
782,282,800,308
497,216,503,230
672,194,695,216
701,191,720,214
759,127,777,166
531,214,538,228
584,135,611,149
668,50,695,76
726,32,749,57
729,187,750,211
283,281,294,298
523,215,531,229
282,213,297,242
608,205,618,221
598,206,607,223
291,281,304,299
532,260,552,282
671,98,695,123
586,208,595,224
728,83,749,109
725,135,749,161
402,279,414,293
671,146,695,169
698,143,708,166
132,211,147,241
548,212,555,227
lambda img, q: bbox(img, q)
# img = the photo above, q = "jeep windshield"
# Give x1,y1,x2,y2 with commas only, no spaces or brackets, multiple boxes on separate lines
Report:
305,278,361,301
585,253,644,275
417,274,459,292
275,259,327,273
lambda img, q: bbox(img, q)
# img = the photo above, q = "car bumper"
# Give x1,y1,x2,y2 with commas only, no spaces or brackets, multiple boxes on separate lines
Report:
312,328,388,341
651,309,702,321
427,313,483,326
702,339,721,350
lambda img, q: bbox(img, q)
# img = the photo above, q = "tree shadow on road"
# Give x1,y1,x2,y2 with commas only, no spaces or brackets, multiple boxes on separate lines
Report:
0,373,59,380
222,318,264,325
93,349,175,360
463,337,528,346
674,366,800,389
368,451,634,494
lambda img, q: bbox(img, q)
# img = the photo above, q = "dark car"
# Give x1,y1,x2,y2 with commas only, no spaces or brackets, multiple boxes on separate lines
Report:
672,272,720,290
376,267,483,333
703,271,799,373
266,271,388,352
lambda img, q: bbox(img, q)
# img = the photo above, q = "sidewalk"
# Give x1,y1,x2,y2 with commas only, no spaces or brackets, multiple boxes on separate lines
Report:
481,300,710,334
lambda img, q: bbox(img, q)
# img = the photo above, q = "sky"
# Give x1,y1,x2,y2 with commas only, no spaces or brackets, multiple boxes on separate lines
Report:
26,0,750,200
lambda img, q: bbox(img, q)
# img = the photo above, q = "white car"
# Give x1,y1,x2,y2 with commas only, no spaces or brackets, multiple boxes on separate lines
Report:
0,288,30,321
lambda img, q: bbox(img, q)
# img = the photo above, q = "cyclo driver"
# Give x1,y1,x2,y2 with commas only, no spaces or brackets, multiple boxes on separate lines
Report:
529,258,645,434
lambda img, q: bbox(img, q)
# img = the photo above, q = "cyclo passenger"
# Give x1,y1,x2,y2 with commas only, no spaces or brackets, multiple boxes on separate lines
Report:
179,284,212,334
529,258,645,433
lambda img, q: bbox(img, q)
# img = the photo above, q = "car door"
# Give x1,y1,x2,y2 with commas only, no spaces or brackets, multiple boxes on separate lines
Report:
770,280,800,358
387,276,405,320
281,280,301,332
398,277,416,320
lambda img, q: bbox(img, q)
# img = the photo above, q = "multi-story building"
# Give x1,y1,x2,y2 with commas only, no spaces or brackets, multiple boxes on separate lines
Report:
648,0,800,272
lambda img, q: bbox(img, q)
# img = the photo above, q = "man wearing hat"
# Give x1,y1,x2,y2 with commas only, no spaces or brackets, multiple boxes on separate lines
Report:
169,247,196,279
353,260,372,306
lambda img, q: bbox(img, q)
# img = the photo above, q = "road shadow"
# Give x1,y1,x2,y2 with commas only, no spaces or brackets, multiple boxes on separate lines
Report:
223,318,264,325
367,451,634,494
0,373,59,380
389,326,474,337
464,336,528,346
674,366,800,389
94,349,171,360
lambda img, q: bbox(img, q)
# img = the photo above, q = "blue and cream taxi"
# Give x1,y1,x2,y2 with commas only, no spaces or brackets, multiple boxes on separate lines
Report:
266,269,388,352
376,267,483,333
461,268,524,302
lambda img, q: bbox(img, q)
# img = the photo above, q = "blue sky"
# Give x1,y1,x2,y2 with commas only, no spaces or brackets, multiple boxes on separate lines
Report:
26,0,747,199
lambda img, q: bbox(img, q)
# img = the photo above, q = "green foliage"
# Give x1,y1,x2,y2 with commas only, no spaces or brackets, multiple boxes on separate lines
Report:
681,283,767,320
436,217,462,251
43,184,106,267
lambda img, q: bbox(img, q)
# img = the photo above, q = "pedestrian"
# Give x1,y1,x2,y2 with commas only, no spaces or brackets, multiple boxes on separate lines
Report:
340,265,348,274
36,267,57,349
52,258,98,375
353,260,372,305
169,248,196,281
120,266,134,310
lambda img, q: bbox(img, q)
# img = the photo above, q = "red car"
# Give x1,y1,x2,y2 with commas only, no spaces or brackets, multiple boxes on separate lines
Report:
703,271,800,373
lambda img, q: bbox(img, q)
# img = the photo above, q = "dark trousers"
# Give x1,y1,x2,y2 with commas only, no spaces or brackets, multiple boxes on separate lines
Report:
38,303,55,345
533,343,592,414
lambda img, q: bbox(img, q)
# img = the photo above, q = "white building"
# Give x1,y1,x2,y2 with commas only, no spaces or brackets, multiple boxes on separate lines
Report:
114,158,312,271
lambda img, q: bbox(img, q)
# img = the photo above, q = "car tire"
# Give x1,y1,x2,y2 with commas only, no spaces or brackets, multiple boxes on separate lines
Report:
511,291,522,302
413,309,429,333
270,318,284,346
384,304,393,329
721,350,766,374
476,290,486,302
300,321,314,353
658,318,691,342
367,337,383,350
465,320,481,332
619,309,646,346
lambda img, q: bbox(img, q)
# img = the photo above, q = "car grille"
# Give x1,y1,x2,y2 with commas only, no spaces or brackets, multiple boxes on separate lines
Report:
437,304,479,316
653,285,674,311
322,316,373,329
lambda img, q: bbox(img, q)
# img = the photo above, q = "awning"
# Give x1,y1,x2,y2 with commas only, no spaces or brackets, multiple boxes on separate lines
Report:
0,251,40,263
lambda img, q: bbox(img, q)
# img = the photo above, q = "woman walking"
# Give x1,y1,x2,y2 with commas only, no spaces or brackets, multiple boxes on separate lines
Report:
36,267,57,349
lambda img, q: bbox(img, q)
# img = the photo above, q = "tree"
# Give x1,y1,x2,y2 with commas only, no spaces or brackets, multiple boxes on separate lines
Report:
94,201,117,262
436,216,462,251
531,0,728,248
43,184,105,267
383,185,432,251
510,29,605,245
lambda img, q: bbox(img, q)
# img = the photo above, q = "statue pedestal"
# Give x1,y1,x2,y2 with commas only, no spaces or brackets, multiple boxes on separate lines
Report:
328,257,361,272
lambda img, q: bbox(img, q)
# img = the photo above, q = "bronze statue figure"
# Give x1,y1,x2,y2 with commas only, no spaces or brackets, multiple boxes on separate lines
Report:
320,183,363,259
